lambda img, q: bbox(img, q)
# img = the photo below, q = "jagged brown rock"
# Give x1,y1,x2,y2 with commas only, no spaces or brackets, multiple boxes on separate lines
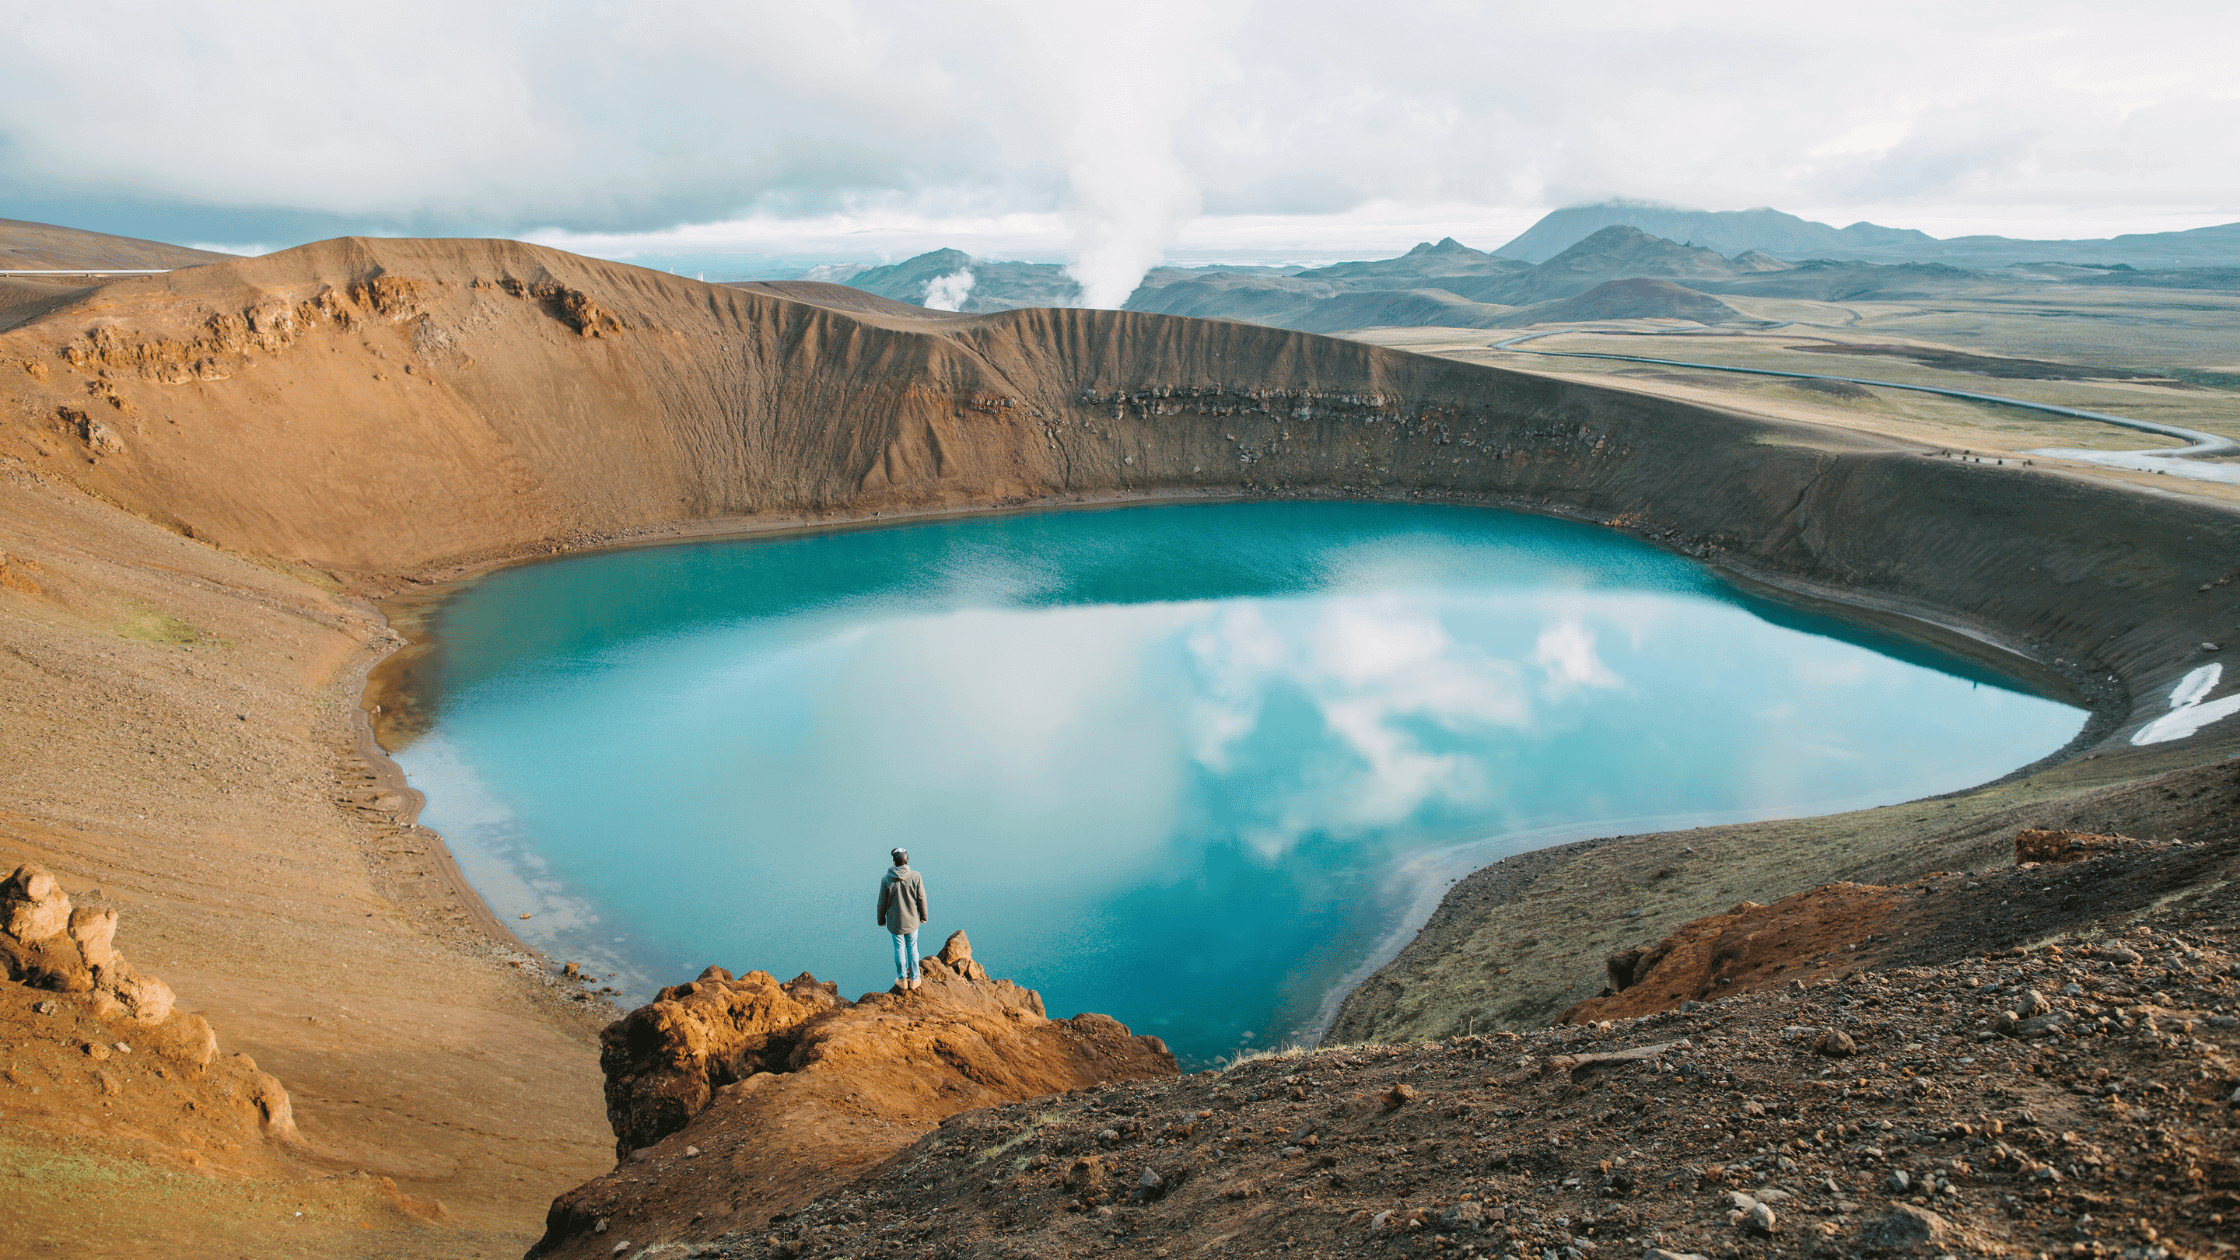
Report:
3,863,71,939
2,863,179,1023
0,862,302,1157
600,967,849,1157
529,942,1176,1258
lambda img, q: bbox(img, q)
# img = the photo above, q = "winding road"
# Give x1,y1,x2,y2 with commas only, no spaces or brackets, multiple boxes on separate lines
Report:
1494,330,2240,485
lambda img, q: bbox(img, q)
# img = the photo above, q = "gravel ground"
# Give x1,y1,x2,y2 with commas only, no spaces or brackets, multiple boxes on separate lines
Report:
619,873,2239,1260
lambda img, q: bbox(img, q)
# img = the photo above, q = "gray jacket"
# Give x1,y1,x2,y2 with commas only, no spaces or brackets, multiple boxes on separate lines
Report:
877,865,928,935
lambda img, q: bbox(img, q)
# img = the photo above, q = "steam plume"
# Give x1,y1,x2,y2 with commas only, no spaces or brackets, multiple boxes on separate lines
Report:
1045,2,1228,309
922,267,977,311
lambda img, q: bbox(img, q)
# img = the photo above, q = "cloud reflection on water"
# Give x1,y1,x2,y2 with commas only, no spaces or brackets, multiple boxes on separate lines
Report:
396,504,2080,1065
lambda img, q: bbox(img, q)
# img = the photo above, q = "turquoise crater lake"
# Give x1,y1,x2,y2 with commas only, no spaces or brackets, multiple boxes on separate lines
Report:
393,502,2080,1065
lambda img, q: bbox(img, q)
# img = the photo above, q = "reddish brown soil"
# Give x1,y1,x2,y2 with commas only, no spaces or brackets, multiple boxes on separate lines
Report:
1561,818,2239,1027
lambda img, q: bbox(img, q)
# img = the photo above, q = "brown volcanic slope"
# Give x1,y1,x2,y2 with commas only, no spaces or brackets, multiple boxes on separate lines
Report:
0,218,234,335
0,236,2237,1255
0,218,234,273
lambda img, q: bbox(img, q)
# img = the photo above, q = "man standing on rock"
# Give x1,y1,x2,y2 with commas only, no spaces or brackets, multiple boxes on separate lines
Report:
877,848,929,991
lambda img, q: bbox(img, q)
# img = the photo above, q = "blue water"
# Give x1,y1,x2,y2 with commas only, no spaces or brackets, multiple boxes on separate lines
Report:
392,502,2081,1065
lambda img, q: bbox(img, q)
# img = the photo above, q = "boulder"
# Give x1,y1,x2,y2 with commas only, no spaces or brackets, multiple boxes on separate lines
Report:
2014,829,2128,864
1857,1204,1952,1251
3,863,72,942
1065,1155,1105,1193
227,1053,301,1143
3,864,58,905
106,958,176,1023
598,968,845,1156
0,928,93,992
935,930,987,981
154,1013,221,1068
68,905,118,967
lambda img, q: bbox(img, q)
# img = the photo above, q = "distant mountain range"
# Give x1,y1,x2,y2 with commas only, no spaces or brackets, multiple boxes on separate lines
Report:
1497,201,2240,269
1495,203,1932,264
841,248,1084,314
832,202,2240,335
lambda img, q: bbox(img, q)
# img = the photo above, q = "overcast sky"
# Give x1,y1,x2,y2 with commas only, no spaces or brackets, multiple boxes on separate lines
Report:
6,0,2237,294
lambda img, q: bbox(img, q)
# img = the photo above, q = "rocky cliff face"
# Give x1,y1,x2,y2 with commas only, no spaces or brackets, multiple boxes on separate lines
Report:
529,932,1177,1258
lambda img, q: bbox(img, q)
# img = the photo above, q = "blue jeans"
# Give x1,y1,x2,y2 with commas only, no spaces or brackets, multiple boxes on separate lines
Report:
891,929,919,982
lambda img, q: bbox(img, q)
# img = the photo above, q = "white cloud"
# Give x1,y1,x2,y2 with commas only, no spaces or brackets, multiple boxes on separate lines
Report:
1310,601,1452,688
1186,596,1537,853
1531,619,1621,698
1185,604,1289,772
9,2,2236,289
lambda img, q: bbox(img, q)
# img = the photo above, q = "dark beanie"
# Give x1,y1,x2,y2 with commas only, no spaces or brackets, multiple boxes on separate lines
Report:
891,848,909,866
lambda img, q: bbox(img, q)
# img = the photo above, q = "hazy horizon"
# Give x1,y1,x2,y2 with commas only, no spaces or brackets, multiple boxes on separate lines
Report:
9,2,2237,299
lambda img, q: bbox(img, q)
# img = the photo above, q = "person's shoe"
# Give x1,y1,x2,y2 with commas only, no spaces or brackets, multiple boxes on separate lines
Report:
910,977,922,991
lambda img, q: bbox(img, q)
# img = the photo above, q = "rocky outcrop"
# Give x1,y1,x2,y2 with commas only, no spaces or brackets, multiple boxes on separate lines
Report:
2014,827,2131,864
1564,881,1908,1022
1,862,298,1145
529,931,1176,1258
1560,824,2237,1026
599,967,849,1156
4,863,173,1020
